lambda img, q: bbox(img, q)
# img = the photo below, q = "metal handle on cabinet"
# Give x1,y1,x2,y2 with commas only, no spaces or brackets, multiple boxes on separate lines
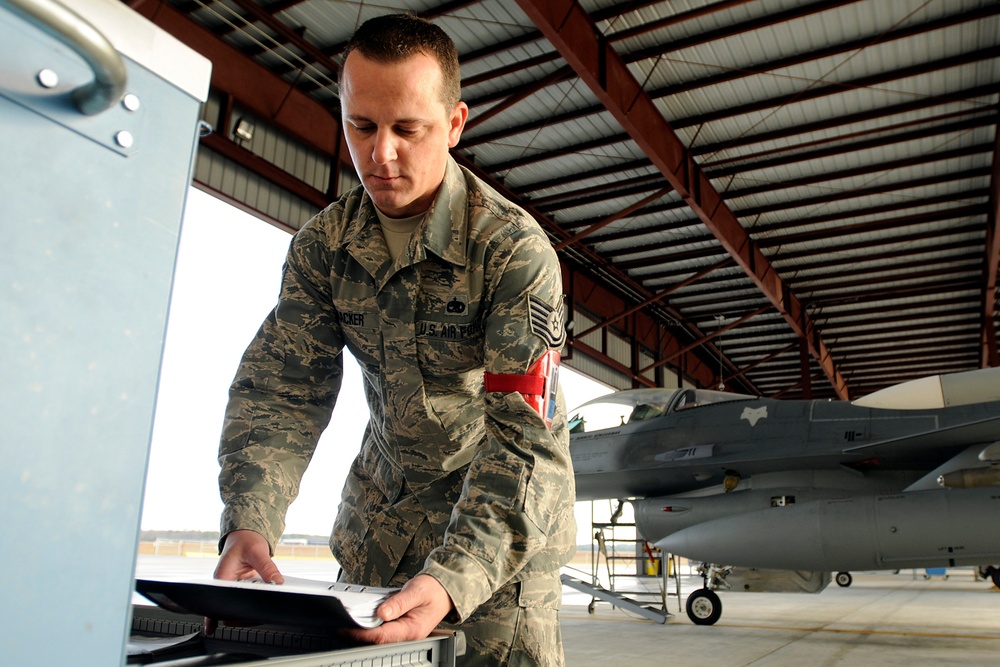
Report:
3,0,127,115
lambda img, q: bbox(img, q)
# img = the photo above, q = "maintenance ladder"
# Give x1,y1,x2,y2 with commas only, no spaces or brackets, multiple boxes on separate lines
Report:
562,500,680,623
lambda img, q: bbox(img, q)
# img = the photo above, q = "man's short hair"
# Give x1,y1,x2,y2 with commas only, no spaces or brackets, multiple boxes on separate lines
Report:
339,14,462,109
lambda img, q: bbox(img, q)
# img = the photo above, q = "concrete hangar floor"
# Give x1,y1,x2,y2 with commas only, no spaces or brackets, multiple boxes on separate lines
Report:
560,570,1000,667
135,557,1000,665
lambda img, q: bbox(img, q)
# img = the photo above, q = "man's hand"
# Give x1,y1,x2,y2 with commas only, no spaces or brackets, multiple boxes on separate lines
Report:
214,529,285,584
206,530,284,634
344,574,453,645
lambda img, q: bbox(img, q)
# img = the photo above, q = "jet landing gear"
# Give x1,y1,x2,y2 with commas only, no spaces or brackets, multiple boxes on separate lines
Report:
686,563,732,625
979,565,1000,588
686,588,722,625
835,572,853,587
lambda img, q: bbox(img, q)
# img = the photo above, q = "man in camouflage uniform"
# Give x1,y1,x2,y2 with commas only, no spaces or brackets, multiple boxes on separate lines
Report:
213,14,576,666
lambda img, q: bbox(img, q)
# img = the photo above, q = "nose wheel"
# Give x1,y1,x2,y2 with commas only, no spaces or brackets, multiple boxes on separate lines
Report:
685,588,722,625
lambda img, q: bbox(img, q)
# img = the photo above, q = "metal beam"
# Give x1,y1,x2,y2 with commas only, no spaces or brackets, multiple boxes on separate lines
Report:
575,257,734,340
703,112,1000,179
642,305,771,376
516,0,847,398
981,106,1000,367
130,0,339,155
642,4,1000,101
224,0,341,83
465,65,573,133
199,132,329,209
553,187,671,251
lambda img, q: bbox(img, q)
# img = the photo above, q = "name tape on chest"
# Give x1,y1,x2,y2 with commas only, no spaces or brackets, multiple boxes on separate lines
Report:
339,311,368,327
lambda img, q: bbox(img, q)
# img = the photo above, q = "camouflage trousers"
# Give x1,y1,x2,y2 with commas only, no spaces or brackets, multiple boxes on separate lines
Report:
365,513,566,666
440,579,565,667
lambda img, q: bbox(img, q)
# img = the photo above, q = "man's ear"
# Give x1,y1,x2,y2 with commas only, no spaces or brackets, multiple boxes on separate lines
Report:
448,101,469,147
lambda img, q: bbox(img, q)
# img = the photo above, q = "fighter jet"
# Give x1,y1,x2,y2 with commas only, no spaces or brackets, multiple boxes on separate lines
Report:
569,367,1000,624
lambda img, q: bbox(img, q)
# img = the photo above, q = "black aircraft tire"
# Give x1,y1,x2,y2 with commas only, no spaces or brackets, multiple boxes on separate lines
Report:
686,588,722,626
991,569,1000,589
835,572,853,587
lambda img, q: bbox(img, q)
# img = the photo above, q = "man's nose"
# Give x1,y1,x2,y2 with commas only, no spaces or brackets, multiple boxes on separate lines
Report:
372,130,397,165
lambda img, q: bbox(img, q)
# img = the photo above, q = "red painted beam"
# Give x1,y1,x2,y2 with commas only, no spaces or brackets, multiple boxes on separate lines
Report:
983,110,1000,368
200,133,329,209
515,0,849,399
128,0,339,156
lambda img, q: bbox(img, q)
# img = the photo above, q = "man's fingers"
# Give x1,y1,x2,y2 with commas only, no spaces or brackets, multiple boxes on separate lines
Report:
376,591,409,622
344,617,420,645
214,530,284,584
256,560,285,585
343,575,452,645
212,558,256,581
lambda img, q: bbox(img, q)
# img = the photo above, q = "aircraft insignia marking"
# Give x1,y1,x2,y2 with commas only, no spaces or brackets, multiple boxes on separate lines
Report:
741,406,768,427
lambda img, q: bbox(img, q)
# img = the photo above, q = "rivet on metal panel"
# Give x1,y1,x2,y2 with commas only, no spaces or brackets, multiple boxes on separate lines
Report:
115,130,134,148
36,68,59,89
122,93,140,112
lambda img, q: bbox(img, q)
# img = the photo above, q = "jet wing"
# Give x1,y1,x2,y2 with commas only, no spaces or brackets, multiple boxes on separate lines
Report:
843,415,1000,458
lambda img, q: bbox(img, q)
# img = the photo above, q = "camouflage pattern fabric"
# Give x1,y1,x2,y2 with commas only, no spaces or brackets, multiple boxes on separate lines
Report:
374,511,565,666
440,579,565,666
218,157,575,663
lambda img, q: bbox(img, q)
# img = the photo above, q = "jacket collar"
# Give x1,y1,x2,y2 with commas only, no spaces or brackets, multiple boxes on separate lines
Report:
346,157,469,286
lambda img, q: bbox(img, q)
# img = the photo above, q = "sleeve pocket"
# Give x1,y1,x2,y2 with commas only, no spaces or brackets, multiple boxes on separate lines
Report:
451,456,527,563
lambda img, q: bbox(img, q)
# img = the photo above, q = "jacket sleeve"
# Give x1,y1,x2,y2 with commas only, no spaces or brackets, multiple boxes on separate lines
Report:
217,221,344,550
421,221,576,620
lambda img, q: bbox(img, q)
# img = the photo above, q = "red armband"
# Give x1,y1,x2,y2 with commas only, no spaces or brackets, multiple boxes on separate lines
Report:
484,349,561,429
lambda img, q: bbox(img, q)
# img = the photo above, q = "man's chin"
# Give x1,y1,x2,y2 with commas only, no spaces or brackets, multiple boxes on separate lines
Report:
369,195,420,218
364,187,405,211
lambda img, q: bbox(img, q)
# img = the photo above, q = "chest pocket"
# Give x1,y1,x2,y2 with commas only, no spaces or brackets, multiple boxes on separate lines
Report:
415,262,483,376
415,316,484,375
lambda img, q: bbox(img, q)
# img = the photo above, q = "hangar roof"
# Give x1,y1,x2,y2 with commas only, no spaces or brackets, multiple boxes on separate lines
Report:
132,0,1000,400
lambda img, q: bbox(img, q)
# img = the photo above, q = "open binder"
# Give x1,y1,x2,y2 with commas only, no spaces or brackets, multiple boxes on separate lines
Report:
135,576,398,629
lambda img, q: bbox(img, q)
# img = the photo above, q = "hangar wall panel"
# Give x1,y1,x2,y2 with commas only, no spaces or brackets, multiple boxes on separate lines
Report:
195,146,318,230
639,349,656,385
564,355,627,396
223,103,332,192
574,311,603,351
608,331,632,369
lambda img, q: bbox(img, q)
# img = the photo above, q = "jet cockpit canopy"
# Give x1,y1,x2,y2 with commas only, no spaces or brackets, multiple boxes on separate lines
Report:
568,387,752,434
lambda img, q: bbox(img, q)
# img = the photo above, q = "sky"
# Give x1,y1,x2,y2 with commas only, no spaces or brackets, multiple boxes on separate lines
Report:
141,187,614,541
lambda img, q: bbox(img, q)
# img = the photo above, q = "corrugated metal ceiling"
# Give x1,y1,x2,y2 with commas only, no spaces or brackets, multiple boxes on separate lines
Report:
131,0,1000,400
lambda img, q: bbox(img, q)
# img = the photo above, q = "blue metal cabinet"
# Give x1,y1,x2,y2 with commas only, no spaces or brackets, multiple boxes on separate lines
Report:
0,1,210,664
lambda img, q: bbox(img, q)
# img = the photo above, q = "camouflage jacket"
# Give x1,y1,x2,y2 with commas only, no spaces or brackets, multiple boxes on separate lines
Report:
218,158,576,621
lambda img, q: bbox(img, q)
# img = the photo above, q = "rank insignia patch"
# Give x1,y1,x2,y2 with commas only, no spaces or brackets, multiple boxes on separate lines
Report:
528,294,566,349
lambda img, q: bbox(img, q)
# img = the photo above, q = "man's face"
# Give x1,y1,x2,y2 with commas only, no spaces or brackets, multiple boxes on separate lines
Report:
340,51,468,218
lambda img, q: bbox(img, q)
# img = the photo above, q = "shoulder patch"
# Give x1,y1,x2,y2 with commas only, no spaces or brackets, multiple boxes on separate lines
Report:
528,294,566,349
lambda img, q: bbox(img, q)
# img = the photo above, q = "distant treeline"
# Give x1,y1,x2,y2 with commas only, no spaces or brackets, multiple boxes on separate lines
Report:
140,530,597,550
140,529,327,543
141,530,220,542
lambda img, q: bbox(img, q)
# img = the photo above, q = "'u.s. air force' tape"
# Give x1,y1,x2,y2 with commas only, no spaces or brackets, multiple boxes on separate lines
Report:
528,294,566,349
